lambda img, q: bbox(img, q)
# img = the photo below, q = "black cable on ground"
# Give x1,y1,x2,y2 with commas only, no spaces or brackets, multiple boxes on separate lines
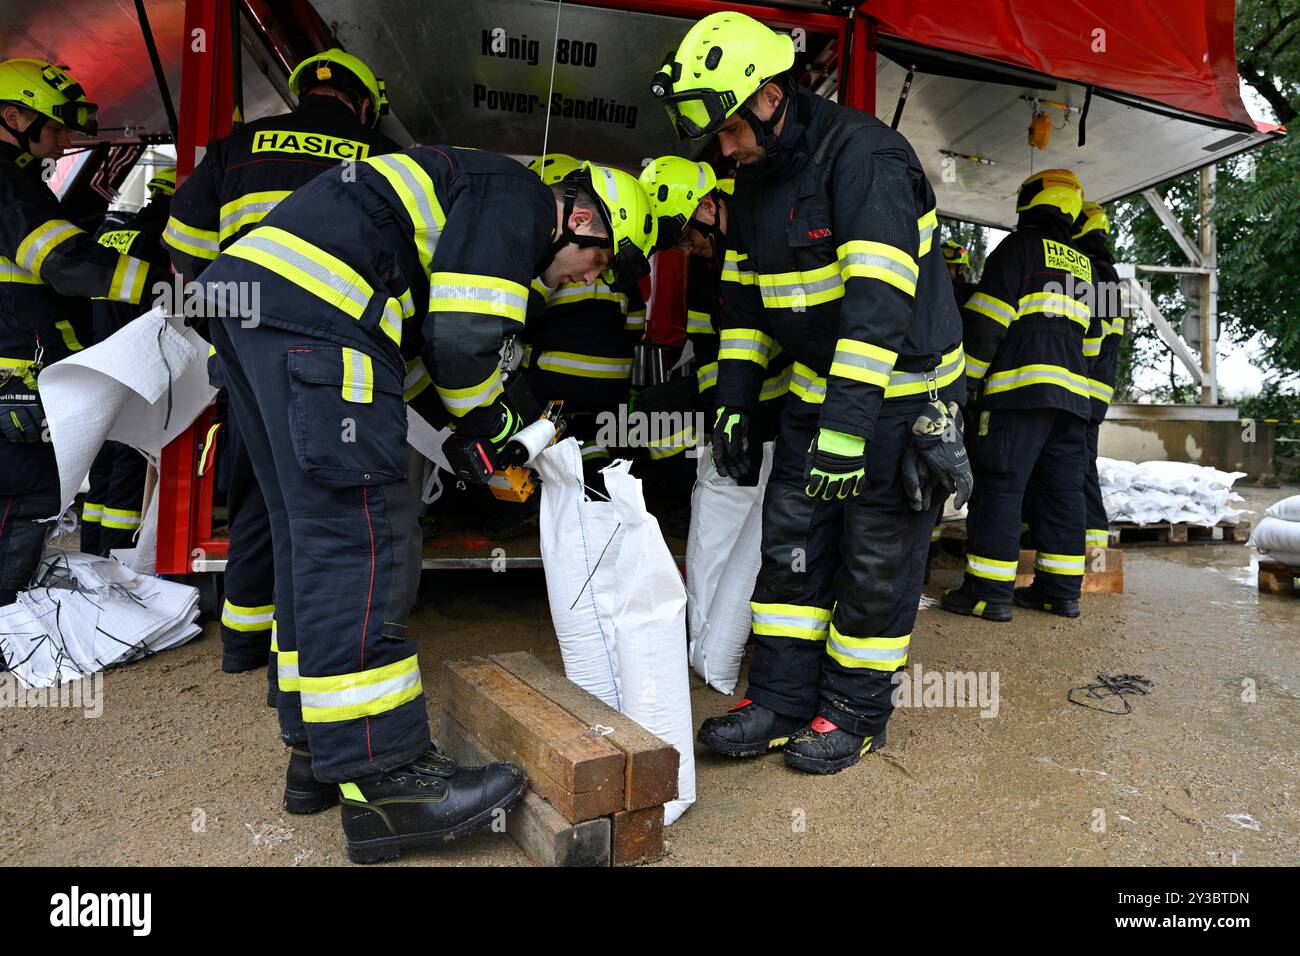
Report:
1068,672,1154,715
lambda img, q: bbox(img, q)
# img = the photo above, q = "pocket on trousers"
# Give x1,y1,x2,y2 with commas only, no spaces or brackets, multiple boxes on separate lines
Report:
286,346,407,489
968,409,1013,475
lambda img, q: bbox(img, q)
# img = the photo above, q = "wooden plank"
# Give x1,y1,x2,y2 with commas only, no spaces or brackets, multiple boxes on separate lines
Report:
1014,549,1124,594
610,806,665,867
438,714,610,867
490,651,679,811
1258,560,1299,598
442,657,625,822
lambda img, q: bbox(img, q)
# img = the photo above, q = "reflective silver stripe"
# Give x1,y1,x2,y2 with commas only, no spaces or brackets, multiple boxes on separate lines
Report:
985,366,1088,392
967,293,1017,327
719,330,773,360
830,345,894,379
1036,555,1085,572
278,656,300,685
535,353,633,376
759,271,842,301
236,232,371,315
839,249,918,288
437,372,504,412
889,348,965,388
298,666,421,713
428,281,528,318
163,219,220,256
18,220,81,273
696,363,718,390
753,611,829,633
828,633,910,662
791,366,826,401
219,198,282,239
368,155,443,270
342,348,371,402
760,364,792,401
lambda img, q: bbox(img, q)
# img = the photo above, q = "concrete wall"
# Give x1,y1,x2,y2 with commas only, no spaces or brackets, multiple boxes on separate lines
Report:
1099,405,1274,477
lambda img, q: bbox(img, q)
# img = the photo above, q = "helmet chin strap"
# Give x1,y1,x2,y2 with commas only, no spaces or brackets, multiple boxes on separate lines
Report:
689,193,728,261
537,178,612,279
0,110,45,166
736,83,791,161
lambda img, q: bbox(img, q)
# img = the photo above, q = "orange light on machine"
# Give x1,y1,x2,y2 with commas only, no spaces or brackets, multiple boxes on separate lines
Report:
1028,112,1052,150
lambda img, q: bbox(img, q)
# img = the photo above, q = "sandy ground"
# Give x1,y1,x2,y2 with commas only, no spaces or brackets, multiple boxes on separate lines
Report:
2,484,1297,867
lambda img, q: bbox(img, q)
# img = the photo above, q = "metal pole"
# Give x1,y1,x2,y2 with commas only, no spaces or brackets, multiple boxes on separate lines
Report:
1199,165,1218,405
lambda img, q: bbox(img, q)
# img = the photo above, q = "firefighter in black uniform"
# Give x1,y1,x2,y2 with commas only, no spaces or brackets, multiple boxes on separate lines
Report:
940,168,1094,621
1,59,166,608
196,145,655,860
942,238,977,309
81,165,175,557
653,12,972,774
163,50,397,680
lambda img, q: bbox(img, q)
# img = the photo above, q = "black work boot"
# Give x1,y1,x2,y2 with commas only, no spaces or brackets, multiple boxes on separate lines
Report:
340,745,527,864
939,587,1013,622
784,716,885,775
697,699,804,757
283,744,339,815
1013,585,1081,618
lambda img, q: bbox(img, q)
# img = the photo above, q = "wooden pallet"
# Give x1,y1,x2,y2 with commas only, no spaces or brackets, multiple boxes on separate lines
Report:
1258,560,1300,597
1108,520,1251,547
1015,549,1124,594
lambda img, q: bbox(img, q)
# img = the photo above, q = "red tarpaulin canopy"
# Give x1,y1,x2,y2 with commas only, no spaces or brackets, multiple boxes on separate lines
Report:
862,0,1274,131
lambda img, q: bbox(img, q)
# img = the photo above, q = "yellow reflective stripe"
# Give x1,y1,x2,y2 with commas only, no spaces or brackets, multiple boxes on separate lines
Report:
277,642,300,693
17,218,82,275
198,422,221,477
299,654,423,723
1088,379,1115,403
624,308,646,333
751,602,831,640
917,208,938,257
218,190,293,243
826,625,910,671
696,361,718,392
580,441,611,462
718,328,774,366
1018,292,1091,330
1035,552,1085,576
0,356,39,389
1086,529,1110,548
227,226,372,320
163,215,220,260
221,599,275,632
837,239,919,297
341,347,374,404
790,362,825,404
363,154,446,274
1109,317,1126,336
686,309,713,335
81,502,103,523
966,553,1018,582
428,272,528,324
966,292,1016,328
760,363,792,401
1083,334,1103,357
547,281,628,310
436,368,505,416
757,260,843,309
966,353,991,380
404,357,432,402
647,423,701,459
828,338,898,389
931,525,943,542
101,253,150,304
984,363,1089,398
100,506,142,530
534,351,633,380
54,320,85,352
0,255,43,284
792,347,965,403
721,249,756,285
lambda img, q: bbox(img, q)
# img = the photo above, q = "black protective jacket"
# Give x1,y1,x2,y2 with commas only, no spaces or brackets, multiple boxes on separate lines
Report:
1076,231,1124,422
716,86,964,442
92,194,172,343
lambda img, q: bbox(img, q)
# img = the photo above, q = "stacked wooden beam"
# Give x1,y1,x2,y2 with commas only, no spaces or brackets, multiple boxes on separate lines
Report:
438,653,679,867
1015,548,1124,594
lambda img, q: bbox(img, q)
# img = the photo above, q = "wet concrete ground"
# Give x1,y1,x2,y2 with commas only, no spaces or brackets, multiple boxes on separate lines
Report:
2,484,1296,866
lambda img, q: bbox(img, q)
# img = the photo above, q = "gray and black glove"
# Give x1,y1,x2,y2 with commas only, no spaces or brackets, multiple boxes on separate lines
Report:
901,400,973,512
0,389,45,444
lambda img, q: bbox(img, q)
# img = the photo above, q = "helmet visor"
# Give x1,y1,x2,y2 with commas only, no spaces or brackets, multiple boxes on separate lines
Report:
605,241,651,293
660,88,734,140
51,99,98,136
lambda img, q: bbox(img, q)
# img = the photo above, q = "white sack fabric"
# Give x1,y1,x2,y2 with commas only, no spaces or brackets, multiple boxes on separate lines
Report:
686,443,773,694
604,466,696,825
1099,458,1245,526
1264,494,1300,523
1249,495,1300,566
0,550,201,688
39,307,217,514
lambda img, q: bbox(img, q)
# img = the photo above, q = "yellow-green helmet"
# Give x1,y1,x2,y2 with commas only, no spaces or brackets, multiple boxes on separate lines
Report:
941,239,970,267
639,156,717,250
650,11,794,140
1074,201,1110,239
1016,168,1084,222
582,162,657,286
528,152,583,185
147,165,177,197
0,58,98,135
288,49,387,128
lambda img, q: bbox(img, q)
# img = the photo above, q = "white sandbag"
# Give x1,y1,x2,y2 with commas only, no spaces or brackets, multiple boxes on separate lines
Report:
1265,495,1300,523
603,466,695,825
686,443,773,694
535,438,623,709
1249,516,1300,567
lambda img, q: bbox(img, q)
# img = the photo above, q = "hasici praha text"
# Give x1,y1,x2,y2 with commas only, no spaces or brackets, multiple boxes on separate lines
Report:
472,85,639,130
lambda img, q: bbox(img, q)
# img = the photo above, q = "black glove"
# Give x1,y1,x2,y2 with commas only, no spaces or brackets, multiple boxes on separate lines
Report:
901,400,973,512
804,428,867,501
712,406,752,480
0,389,45,444
485,400,523,454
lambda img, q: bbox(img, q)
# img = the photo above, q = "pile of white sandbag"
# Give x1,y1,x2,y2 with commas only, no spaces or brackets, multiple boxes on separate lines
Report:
1099,458,1245,526
1248,495,1300,566
0,550,201,688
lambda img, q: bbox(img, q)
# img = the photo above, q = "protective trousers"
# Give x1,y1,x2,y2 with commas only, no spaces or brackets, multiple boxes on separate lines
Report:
218,411,277,682
211,318,428,783
963,407,1086,602
1082,421,1109,550
81,441,146,556
0,485,60,607
744,398,940,737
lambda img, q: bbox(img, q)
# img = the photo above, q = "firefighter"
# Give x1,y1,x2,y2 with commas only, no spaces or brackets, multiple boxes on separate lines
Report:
522,153,645,483
196,147,654,860
81,165,176,557
1,59,166,607
634,157,791,529
942,238,977,309
940,169,1094,622
1075,201,1123,551
163,49,397,682
652,12,971,774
